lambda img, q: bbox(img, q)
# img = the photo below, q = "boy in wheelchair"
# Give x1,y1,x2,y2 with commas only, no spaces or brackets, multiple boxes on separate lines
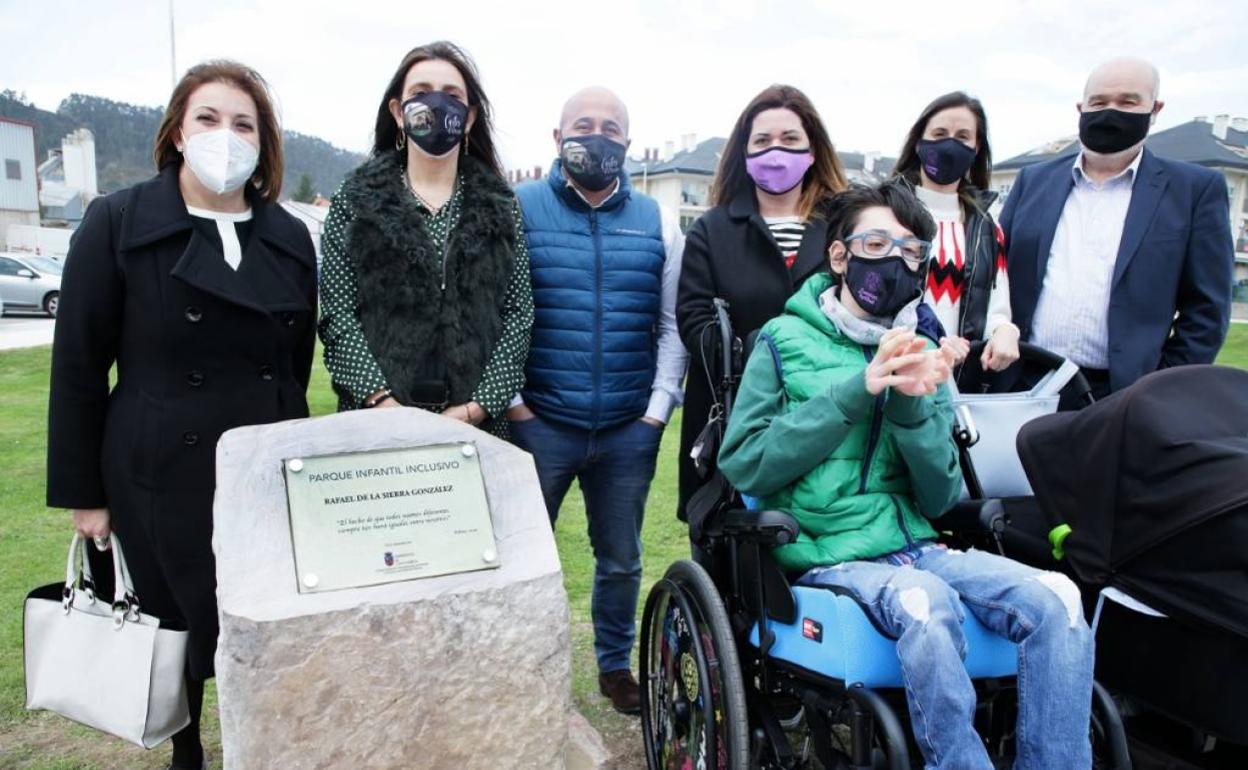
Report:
718,180,1095,769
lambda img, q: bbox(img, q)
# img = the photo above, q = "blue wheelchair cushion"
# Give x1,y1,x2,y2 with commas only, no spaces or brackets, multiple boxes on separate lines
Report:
750,586,1019,688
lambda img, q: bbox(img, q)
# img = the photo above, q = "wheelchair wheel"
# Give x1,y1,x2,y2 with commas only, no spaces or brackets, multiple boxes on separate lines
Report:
1090,680,1131,770
641,559,750,769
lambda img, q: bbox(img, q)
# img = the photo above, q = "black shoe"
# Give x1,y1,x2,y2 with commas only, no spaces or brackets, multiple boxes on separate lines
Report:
598,669,641,715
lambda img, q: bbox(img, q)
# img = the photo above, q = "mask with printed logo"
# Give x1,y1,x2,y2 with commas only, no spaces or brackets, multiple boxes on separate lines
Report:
560,134,627,192
843,254,927,318
402,92,469,157
915,138,977,186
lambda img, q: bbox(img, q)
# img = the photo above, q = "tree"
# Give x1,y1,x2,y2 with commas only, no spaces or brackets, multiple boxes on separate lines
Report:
291,173,317,203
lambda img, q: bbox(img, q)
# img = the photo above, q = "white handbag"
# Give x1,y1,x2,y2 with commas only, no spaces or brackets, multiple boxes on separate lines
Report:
951,359,1081,499
24,533,190,748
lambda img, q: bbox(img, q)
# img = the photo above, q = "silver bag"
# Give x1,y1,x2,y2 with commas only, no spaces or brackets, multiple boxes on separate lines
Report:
951,359,1080,499
24,533,190,748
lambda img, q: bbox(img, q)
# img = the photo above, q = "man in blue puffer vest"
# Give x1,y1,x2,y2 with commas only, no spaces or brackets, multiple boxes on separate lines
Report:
509,86,687,714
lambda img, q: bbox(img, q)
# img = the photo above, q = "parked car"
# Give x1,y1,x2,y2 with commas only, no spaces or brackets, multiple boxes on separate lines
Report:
0,252,62,317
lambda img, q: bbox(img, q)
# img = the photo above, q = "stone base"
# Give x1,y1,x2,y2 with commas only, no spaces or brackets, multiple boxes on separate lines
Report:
565,710,611,770
217,573,570,769
212,410,576,769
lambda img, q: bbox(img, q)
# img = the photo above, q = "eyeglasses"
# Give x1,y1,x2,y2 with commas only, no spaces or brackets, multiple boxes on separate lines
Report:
843,230,931,268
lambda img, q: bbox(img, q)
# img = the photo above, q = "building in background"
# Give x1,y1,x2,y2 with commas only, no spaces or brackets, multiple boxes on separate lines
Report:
840,151,896,184
626,135,722,232
0,117,40,250
37,127,99,225
992,114,1248,319
280,198,331,272
507,166,545,186
625,136,898,232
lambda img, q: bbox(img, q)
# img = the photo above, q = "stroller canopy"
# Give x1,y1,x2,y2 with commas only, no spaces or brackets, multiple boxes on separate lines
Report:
1017,365,1248,640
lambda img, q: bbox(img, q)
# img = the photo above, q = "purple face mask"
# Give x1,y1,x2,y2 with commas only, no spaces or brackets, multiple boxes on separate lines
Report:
745,146,814,194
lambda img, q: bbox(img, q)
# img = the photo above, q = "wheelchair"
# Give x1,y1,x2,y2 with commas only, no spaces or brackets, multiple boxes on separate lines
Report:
639,300,1132,769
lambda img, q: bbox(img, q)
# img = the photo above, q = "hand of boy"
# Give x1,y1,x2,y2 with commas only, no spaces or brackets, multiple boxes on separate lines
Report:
865,328,953,397
893,348,953,397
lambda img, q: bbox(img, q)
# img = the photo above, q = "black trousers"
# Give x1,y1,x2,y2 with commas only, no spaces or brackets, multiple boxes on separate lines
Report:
1057,367,1111,411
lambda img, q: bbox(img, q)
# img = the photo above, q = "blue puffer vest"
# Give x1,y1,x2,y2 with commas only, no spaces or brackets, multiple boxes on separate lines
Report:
516,160,666,430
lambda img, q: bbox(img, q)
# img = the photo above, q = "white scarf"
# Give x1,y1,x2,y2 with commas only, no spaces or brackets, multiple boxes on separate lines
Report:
818,284,921,346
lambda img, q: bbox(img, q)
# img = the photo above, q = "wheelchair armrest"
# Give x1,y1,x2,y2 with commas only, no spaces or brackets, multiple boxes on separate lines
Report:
714,508,800,546
929,499,1006,536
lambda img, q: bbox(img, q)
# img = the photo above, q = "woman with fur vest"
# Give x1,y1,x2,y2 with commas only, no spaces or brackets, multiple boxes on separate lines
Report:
319,41,533,436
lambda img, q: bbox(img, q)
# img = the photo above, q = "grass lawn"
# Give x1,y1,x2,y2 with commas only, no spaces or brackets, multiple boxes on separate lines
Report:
1,326,1246,768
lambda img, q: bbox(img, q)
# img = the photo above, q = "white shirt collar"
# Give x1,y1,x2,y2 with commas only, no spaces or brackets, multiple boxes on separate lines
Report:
566,178,620,209
186,204,253,222
1071,149,1143,189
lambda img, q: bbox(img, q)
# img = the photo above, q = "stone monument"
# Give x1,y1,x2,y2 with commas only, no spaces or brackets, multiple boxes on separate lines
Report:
212,408,597,769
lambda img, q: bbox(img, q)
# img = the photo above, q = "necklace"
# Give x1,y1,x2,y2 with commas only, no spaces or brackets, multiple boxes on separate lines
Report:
401,169,448,214
399,168,457,292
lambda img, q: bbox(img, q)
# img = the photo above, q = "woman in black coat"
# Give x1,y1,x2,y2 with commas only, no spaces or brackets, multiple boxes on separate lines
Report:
47,61,316,769
676,85,847,518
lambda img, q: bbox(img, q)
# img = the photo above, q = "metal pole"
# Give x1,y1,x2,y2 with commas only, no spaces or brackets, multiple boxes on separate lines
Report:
169,0,177,88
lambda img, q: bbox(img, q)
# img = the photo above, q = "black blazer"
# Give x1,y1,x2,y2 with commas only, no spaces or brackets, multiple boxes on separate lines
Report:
947,189,1002,343
46,164,317,679
1001,148,1234,391
676,188,829,516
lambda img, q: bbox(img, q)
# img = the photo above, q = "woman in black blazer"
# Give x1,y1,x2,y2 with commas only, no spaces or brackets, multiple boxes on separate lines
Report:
47,61,316,769
677,84,847,519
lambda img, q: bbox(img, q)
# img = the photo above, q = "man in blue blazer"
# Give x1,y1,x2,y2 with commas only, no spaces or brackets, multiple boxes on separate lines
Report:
1000,57,1233,401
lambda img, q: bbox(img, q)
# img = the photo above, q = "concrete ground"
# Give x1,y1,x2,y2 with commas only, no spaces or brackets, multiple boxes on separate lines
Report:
0,314,55,351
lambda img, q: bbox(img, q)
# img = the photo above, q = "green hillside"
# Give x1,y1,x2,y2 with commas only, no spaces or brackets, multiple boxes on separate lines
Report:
0,89,364,199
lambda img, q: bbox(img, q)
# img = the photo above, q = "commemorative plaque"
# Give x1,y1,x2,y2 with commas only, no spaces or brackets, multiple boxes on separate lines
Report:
282,442,499,593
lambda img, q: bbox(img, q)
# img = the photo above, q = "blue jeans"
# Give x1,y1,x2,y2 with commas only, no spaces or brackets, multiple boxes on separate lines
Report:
509,413,663,674
799,544,1094,770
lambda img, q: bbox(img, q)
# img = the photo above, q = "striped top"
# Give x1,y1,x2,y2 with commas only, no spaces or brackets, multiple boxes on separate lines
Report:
765,216,805,269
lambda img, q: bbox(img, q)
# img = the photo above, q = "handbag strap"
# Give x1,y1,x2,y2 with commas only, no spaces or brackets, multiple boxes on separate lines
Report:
61,533,142,626
107,534,141,623
62,534,84,608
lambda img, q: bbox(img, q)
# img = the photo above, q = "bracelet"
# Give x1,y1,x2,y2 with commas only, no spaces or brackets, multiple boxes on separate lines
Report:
365,389,393,408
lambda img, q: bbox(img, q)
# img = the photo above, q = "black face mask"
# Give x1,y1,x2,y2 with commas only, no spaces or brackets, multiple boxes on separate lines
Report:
560,134,627,192
402,92,469,157
915,138,978,186
843,254,927,318
1079,108,1151,155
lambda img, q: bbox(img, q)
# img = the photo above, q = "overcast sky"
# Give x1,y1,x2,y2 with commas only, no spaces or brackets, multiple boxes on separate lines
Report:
4,0,1247,173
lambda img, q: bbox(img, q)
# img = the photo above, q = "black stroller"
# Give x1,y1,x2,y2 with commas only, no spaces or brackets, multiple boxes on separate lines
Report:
1008,364,1248,768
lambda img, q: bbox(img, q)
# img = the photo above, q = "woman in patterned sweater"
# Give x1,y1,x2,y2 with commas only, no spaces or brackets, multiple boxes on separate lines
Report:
893,91,1020,373
319,41,532,436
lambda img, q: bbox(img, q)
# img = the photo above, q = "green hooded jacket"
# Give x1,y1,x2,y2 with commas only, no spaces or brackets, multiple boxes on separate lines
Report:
718,272,962,573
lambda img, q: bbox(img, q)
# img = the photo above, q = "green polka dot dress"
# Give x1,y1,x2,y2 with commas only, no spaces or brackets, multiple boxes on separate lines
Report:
318,172,533,438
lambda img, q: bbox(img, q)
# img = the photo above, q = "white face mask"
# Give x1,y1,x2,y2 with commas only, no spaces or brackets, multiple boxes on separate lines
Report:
181,128,259,195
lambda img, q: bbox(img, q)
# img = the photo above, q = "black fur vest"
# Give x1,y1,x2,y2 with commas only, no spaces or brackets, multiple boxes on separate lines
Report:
340,151,516,414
